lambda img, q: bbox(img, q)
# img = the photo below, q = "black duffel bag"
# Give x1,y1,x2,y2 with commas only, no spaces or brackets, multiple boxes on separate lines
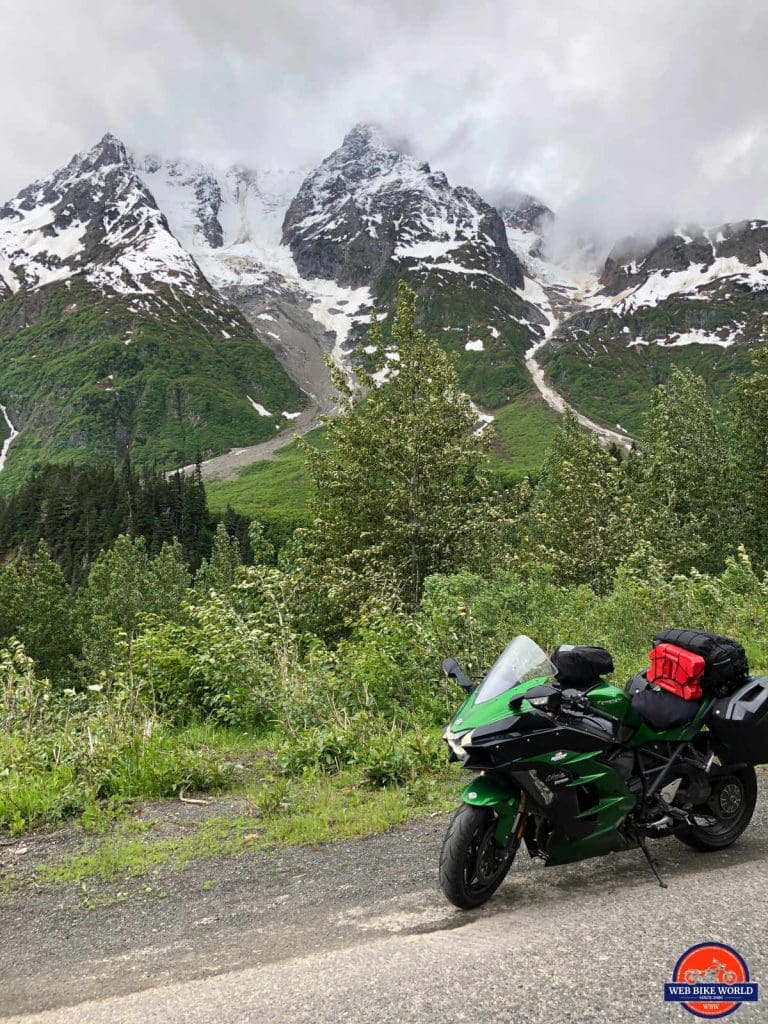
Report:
627,672,701,729
552,644,614,687
652,629,749,696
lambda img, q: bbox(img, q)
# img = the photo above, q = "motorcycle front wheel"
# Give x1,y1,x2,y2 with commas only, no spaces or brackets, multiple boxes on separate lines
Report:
676,765,757,851
439,804,515,909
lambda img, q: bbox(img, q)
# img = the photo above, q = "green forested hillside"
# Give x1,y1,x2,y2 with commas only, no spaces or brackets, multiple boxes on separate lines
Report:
541,291,765,434
0,279,305,494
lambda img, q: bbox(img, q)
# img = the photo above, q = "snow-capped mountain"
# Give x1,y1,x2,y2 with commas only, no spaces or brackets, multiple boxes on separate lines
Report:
2,122,767,486
596,221,768,318
0,134,305,489
136,153,372,409
538,218,768,434
0,134,205,300
138,125,550,411
282,124,524,290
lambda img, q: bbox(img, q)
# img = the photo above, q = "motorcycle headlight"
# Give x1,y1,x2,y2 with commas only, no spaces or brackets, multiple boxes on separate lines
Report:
444,730,470,761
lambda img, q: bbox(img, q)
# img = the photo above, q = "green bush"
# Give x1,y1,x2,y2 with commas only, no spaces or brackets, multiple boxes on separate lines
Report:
275,711,443,789
0,641,235,832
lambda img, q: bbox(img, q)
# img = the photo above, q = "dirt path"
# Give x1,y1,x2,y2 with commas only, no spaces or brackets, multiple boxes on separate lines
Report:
3,792,767,1023
176,403,321,481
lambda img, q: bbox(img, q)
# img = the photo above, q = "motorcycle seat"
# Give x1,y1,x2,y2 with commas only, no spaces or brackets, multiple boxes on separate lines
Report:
627,672,702,730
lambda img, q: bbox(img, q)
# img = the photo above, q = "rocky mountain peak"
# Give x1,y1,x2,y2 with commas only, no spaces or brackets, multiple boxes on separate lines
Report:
499,192,554,235
0,134,204,297
81,132,132,172
282,125,524,290
339,122,391,155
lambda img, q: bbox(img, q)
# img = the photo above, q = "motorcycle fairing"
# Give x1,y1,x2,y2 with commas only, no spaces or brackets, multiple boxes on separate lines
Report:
460,775,521,844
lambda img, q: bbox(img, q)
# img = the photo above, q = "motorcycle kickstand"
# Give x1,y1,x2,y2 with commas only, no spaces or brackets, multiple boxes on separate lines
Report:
637,835,668,889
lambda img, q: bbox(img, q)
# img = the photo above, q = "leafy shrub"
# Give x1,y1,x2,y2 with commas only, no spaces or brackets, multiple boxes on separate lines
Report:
276,710,443,789
0,641,234,832
356,728,443,788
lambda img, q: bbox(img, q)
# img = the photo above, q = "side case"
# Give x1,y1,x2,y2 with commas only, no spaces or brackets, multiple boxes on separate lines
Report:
709,676,768,764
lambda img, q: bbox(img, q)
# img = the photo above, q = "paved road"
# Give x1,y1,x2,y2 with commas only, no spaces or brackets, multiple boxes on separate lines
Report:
2,789,767,1024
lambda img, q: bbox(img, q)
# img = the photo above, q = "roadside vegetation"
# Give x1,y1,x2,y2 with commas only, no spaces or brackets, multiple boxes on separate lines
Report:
3,285,768,879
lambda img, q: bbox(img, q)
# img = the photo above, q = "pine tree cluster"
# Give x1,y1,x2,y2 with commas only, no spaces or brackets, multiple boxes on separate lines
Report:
0,461,251,586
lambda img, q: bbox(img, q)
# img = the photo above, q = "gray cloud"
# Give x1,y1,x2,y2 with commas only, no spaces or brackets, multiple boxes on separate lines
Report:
2,0,766,252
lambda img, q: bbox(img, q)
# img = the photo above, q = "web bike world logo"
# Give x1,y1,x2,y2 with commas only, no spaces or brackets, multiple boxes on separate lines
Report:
665,943,759,1018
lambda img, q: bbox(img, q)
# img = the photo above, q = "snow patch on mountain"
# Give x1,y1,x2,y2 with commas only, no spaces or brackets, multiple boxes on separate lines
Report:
0,403,19,471
0,134,204,299
282,124,523,290
247,396,272,417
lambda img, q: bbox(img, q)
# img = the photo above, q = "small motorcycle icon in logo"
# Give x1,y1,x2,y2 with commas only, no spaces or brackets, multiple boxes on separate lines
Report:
683,960,739,987
664,942,759,1019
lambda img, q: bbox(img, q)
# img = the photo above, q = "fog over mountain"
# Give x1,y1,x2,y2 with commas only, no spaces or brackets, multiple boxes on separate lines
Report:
2,0,767,253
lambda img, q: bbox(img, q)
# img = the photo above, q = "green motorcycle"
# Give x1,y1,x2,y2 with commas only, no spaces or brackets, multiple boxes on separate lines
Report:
439,634,768,909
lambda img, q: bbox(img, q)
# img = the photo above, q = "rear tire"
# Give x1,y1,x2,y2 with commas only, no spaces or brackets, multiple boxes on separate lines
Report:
676,765,757,851
439,804,514,909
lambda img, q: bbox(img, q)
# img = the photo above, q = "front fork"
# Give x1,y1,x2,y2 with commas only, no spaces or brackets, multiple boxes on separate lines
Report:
461,775,527,850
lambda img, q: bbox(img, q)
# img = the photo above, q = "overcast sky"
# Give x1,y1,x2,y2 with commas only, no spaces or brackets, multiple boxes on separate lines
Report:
2,0,766,248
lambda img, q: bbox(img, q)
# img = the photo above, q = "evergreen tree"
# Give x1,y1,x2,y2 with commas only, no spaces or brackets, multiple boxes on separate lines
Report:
196,522,243,593
730,346,768,565
301,283,504,617
0,461,216,584
523,413,635,590
635,367,734,573
0,540,77,680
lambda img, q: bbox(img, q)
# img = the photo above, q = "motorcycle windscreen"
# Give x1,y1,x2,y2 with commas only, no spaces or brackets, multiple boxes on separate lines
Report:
473,635,556,704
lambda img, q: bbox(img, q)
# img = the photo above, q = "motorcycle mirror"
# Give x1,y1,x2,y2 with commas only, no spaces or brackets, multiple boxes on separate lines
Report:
441,657,474,692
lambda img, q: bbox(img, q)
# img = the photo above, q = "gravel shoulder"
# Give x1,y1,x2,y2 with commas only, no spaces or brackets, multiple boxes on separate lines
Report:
3,788,768,1023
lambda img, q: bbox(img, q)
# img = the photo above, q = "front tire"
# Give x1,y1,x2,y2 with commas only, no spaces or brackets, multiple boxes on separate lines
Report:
439,804,514,909
676,765,757,851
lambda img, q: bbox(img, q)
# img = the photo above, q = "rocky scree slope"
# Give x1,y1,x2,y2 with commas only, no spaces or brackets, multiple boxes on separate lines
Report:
0,134,304,491
136,155,351,416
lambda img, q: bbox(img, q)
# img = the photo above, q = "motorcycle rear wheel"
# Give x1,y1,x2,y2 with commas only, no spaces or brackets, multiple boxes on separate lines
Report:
439,804,515,909
676,765,757,851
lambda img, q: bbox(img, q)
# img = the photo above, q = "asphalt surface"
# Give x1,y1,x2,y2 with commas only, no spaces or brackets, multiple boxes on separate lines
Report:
2,791,767,1024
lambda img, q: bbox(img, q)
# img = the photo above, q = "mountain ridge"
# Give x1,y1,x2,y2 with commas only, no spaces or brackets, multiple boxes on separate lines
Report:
0,133,305,491
0,125,767,488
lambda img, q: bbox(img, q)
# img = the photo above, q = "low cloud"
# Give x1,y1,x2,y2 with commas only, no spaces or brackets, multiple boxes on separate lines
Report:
2,0,766,251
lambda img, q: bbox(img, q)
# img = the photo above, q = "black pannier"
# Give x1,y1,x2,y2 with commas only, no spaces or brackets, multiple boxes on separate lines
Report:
626,672,701,730
552,644,614,688
652,629,749,696
709,675,768,764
